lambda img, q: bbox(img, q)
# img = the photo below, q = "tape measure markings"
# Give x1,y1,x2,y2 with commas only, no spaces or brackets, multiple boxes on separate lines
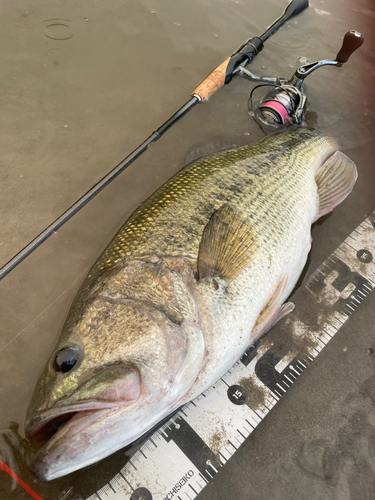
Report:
86,211,375,500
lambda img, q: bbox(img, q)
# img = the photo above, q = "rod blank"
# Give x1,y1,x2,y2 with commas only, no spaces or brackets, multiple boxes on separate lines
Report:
0,98,199,281
0,0,309,281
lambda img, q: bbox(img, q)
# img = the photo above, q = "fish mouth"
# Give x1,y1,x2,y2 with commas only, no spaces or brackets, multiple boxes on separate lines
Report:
26,405,121,480
26,402,119,443
28,411,79,442
26,365,142,444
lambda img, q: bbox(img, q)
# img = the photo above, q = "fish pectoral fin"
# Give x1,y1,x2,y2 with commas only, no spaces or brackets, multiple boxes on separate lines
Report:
252,275,295,342
314,151,357,221
198,204,257,283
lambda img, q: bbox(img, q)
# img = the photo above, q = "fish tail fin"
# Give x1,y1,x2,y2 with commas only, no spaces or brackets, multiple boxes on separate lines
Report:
314,151,357,222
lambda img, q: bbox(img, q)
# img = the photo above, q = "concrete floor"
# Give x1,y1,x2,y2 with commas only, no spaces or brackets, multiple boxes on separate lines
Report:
199,140,375,500
0,0,374,499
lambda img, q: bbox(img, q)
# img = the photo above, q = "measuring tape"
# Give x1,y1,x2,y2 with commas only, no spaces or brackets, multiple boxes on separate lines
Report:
86,211,375,500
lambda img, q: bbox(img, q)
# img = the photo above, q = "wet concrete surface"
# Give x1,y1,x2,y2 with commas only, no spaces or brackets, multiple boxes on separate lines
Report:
0,0,374,499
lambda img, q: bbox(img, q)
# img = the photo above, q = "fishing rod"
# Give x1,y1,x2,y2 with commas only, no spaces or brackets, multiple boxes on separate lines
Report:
0,0,310,281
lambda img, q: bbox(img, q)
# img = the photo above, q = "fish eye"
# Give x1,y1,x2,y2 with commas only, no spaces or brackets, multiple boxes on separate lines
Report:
53,345,80,373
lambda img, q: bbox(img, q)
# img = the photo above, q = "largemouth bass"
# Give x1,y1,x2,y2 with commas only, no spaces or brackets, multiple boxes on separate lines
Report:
25,129,357,480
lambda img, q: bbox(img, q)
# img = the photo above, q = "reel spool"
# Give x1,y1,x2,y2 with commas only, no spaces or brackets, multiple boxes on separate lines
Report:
237,30,364,131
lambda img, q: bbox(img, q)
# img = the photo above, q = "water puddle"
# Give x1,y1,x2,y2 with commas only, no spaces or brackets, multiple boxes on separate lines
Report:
0,0,374,498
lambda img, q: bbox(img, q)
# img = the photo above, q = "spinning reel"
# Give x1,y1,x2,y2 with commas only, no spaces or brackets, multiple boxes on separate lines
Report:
235,30,364,130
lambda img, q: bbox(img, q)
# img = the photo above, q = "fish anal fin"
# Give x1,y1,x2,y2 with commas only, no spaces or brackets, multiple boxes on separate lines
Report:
314,151,357,222
198,204,257,283
252,275,295,342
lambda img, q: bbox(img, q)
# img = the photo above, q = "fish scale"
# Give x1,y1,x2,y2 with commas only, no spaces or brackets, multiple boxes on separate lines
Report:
92,130,325,277
25,129,357,480
84,210,375,500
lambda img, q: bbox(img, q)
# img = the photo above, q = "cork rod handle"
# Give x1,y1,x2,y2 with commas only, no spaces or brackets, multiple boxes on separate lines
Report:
192,57,231,102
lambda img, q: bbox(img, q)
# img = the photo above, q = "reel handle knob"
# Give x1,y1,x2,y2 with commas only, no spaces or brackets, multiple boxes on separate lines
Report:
335,30,364,64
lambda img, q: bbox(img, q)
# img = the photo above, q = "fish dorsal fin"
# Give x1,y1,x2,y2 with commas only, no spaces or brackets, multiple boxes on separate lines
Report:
184,136,240,166
314,151,357,221
198,204,257,282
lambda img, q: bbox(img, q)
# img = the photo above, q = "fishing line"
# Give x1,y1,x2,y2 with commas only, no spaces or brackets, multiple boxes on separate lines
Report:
247,83,278,113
